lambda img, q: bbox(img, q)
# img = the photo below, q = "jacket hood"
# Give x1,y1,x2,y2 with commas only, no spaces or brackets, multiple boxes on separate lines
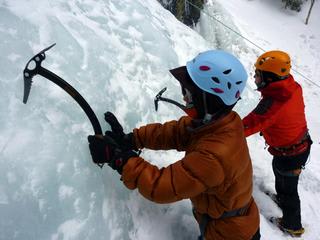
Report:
259,75,298,101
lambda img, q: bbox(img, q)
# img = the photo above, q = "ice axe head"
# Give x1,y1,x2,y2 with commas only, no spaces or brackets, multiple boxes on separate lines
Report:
154,87,167,111
23,43,56,104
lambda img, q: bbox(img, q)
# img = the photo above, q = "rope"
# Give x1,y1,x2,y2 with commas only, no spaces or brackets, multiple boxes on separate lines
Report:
185,0,320,89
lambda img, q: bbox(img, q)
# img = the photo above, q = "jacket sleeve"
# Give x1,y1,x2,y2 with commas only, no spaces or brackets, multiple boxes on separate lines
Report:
133,116,192,151
242,97,284,137
121,151,225,204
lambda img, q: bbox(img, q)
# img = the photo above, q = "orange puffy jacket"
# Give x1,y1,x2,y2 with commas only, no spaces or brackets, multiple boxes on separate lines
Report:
243,75,307,147
122,111,260,239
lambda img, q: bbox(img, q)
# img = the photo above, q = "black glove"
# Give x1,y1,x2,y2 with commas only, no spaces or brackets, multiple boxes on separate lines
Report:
87,135,118,165
109,150,138,174
104,112,136,151
88,135,138,174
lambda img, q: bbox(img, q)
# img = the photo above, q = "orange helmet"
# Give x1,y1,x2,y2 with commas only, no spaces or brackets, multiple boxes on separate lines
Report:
255,50,291,77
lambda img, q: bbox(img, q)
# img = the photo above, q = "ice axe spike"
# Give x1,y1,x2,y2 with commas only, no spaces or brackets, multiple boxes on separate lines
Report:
22,44,103,136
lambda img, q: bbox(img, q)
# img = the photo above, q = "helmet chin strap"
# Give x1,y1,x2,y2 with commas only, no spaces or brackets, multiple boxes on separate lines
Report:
202,91,213,123
201,91,233,124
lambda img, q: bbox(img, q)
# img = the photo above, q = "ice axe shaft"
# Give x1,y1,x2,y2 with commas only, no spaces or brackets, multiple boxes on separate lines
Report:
23,44,102,135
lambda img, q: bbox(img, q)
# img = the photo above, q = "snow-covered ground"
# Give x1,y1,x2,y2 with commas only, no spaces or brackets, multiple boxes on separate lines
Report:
0,0,319,239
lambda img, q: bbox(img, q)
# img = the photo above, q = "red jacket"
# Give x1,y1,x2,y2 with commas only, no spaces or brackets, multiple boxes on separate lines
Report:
243,75,307,147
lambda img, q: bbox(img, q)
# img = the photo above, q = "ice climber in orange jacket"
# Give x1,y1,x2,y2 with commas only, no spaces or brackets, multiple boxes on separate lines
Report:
88,50,260,240
243,50,312,237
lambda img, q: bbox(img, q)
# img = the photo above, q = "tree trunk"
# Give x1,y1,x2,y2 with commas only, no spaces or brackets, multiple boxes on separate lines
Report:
284,0,289,9
305,0,315,25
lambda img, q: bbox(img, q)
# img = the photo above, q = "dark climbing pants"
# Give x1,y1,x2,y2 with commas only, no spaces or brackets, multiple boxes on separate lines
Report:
272,146,311,230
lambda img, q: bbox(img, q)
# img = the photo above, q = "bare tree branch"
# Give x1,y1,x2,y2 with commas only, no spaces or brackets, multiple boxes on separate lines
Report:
305,0,315,25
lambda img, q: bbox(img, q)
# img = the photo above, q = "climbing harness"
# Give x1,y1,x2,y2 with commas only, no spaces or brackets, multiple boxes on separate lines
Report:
194,201,250,239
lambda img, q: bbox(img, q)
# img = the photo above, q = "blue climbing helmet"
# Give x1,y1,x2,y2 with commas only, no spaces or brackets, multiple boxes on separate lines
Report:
186,50,248,106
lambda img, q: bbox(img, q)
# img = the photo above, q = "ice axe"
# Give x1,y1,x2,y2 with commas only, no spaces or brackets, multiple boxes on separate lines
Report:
23,44,104,167
154,87,186,112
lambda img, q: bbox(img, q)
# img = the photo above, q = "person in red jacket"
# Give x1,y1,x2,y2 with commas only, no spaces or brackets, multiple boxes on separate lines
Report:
243,50,312,237
88,50,261,239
